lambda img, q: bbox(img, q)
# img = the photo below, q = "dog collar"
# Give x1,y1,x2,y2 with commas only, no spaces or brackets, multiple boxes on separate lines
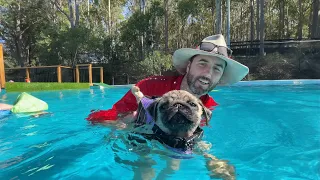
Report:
129,124,204,152
150,124,204,151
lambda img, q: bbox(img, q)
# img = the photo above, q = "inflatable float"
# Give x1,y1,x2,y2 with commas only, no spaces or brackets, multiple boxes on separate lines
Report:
0,92,48,119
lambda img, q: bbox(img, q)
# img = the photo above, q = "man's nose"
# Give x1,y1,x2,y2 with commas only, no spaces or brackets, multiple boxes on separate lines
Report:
203,66,213,76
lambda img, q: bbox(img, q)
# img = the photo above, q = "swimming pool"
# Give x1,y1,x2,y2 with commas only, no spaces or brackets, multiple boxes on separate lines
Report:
0,82,319,179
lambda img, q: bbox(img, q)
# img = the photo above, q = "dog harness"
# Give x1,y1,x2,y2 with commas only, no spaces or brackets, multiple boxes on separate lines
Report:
129,96,204,154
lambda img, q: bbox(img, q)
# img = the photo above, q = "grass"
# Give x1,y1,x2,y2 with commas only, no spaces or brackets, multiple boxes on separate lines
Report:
5,82,91,92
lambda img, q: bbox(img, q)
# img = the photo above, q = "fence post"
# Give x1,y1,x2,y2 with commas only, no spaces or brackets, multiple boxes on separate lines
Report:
100,67,104,83
112,76,114,85
26,68,30,81
76,65,79,83
57,65,62,83
88,64,92,86
0,44,5,88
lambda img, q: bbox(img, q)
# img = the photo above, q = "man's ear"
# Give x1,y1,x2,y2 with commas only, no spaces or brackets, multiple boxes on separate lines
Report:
186,61,191,73
146,99,160,120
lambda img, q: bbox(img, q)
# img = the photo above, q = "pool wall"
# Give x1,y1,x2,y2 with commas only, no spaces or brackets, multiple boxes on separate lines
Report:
109,79,320,88
228,79,320,86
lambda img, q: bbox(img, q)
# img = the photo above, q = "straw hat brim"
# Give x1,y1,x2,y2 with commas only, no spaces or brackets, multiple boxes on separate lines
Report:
173,48,249,85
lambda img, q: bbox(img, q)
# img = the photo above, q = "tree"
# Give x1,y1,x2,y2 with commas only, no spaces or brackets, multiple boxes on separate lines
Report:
0,0,53,67
51,0,79,28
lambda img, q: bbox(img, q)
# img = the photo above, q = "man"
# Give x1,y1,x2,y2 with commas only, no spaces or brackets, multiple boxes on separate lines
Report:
86,34,249,124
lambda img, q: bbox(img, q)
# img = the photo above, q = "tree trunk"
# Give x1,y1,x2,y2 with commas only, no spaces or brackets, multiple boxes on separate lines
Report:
279,0,285,39
259,0,265,56
108,0,111,33
87,0,90,16
140,0,146,60
164,0,169,53
211,0,215,34
226,0,230,47
215,0,222,34
256,0,260,40
240,6,243,41
222,1,225,35
68,0,75,28
297,0,303,39
250,0,255,42
52,1,56,23
141,0,146,14
286,6,290,38
308,5,313,38
15,0,24,67
311,0,319,39
15,37,24,67
75,0,80,27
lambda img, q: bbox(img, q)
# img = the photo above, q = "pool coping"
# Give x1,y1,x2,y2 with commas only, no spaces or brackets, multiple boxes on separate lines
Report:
109,79,320,88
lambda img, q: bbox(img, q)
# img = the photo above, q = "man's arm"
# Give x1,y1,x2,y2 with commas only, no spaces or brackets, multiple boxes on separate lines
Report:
86,89,138,122
0,103,13,111
86,77,151,122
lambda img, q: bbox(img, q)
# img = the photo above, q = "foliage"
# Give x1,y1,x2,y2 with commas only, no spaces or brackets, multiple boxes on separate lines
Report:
0,0,319,83
132,51,173,79
37,26,91,66
236,47,320,81
0,0,53,66
253,53,297,80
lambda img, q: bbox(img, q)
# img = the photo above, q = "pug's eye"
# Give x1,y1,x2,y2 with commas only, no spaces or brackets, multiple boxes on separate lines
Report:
160,103,167,110
188,101,197,107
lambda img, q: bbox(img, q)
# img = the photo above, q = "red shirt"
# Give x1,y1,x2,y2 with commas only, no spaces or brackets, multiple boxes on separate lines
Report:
86,75,218,122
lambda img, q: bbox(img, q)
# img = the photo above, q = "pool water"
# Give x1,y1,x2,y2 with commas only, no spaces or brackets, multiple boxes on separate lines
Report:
0,85,319,180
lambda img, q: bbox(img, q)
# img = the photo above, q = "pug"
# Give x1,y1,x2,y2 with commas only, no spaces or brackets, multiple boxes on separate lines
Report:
131,85,211,139
117,86,236,180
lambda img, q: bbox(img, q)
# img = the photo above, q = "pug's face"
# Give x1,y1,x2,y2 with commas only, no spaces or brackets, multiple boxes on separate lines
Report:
147,90,212,138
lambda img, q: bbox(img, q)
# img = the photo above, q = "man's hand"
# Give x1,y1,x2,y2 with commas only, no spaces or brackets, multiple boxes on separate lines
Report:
97,111,137,131
204,153,236,180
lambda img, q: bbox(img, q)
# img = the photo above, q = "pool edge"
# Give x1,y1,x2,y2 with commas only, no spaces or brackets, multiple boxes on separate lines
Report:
109,79,320,88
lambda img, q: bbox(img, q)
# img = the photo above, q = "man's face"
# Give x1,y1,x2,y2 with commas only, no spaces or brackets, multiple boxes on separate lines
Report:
186,55,226,96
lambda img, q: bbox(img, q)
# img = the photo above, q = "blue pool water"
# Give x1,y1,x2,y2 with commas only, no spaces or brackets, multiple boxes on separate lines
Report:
0,84,319,180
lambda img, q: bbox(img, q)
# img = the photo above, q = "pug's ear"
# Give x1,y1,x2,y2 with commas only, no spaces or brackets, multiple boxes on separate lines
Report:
199,101,212,126
146,99,160,120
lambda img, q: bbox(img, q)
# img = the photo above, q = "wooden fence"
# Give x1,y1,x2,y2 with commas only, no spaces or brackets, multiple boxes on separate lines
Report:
0,44,104,88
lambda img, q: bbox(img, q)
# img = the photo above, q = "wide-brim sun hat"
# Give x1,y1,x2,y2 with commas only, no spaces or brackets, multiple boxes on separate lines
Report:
173,34,249,85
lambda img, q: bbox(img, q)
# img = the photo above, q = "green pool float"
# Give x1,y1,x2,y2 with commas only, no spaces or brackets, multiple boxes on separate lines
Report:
11,92,48,114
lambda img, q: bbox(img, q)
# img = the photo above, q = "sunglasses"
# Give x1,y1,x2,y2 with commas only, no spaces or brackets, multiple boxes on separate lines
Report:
199,42,233,57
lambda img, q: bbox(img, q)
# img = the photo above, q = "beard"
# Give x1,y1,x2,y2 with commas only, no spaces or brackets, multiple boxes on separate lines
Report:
186,73,217,96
